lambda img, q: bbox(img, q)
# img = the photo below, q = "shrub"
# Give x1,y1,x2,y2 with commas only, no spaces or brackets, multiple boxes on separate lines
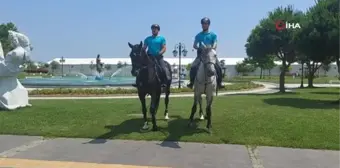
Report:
24,68,49,74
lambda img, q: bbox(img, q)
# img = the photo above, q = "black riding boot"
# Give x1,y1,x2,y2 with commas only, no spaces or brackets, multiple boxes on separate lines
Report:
215,64,225,89
187,67,197,89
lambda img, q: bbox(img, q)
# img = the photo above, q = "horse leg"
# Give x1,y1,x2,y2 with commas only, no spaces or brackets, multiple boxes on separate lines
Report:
198,95,204,120
206,94,213,133
188,93,198,127
150,93,161,131
138,92,148,130
164,84,170,120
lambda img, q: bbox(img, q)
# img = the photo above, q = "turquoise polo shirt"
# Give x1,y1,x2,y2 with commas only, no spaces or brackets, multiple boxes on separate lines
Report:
144,35,166,56
194,31,217,47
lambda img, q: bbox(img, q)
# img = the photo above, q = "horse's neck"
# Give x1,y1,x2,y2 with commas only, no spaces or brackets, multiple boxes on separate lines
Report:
196,63,206,81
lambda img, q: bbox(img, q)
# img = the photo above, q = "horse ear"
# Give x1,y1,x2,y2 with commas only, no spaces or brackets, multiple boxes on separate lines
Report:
139,41,143,46
128,42,133,48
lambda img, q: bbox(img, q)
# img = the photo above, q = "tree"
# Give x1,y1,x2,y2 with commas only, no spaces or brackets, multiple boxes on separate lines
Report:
263,56,276,78
295,0,339,87
43,63,49,69
245,6,304,92
186,63,192,71
243,55,275,79
0,22,18,56
235,61,256,76
104,64,112,71
321,62,331,76
296,53,308,88
219,60,226,78
89,61,95,71
26,60,37,71
50,61,59,75
117,61,123,69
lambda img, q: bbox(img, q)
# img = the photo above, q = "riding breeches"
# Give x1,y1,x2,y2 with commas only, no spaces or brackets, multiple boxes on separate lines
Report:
154,56,170,81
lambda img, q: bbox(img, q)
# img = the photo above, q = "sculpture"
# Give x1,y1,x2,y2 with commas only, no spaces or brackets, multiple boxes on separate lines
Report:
0,30,32,110
95,54,104,80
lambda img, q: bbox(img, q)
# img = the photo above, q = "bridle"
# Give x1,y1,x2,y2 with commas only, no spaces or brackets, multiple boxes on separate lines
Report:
197,48,217,84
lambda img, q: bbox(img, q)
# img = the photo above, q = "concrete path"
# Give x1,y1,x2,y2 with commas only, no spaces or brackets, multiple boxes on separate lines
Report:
0,135,338,168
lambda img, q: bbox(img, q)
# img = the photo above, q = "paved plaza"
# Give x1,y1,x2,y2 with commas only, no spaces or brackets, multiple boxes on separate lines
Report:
0,135,339,168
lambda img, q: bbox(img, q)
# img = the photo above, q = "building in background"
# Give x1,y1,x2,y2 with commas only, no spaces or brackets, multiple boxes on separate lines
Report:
46,57,339,78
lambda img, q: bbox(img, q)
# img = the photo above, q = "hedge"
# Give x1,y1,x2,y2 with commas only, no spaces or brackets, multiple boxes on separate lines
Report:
29,82,262,96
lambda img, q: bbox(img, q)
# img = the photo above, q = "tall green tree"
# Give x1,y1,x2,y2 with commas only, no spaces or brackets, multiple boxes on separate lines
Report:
245,5,304,92
235,61,256,76
295,0,339,87
50,61,59,75
0,22,18,56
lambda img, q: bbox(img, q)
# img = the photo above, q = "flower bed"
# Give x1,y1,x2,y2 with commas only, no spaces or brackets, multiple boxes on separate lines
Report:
28,82,263,96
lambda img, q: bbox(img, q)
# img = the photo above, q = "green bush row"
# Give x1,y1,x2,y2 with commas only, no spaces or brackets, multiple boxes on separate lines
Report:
28,82,262,95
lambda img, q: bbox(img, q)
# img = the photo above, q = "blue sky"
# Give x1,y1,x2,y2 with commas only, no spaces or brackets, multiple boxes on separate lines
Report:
0,0,314,62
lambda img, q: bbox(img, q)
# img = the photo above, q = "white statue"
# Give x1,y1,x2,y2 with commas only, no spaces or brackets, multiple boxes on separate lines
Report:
0,30,32,110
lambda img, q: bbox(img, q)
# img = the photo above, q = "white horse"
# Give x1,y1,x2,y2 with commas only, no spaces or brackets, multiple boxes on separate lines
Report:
188,42,217,133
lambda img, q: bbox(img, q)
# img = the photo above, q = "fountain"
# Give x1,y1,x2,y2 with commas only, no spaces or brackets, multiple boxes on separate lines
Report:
110,68,122,78
110,66,130,79
0,30,32,110
64,72,88,79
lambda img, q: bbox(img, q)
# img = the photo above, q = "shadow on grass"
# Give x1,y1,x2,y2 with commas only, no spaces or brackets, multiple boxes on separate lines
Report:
85,118,142,144
158,115,206,149
309,92,340,95
263,98,339,109
222,91,299,96
85,115,206,147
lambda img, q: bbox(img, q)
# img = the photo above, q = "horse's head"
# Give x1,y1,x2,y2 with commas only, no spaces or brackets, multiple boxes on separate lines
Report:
128,41,148,76
199,42,217,77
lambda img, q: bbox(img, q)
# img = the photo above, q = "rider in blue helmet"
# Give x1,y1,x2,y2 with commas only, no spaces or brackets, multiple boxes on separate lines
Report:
187,17,225,89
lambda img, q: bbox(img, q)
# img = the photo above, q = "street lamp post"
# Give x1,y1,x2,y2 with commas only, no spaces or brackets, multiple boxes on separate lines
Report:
172,43,188,88
59,56,65,77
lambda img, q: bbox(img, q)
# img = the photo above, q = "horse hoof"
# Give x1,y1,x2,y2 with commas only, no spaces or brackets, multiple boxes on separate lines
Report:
207,128,212,134
164,115,169,120
142,124,149,130
200,115,205,120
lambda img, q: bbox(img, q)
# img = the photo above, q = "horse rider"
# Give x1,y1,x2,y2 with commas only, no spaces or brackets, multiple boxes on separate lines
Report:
132,24,168,87
186,17,225,89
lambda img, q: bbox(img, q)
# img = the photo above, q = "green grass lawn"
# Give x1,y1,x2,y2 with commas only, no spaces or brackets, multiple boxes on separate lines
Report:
226,76,339,84
0,87,339,150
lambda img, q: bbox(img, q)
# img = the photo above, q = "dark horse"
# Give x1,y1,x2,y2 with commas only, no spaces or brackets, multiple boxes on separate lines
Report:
128,41,172,131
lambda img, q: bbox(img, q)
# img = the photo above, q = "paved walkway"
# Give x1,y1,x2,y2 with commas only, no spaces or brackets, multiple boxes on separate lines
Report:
0,135,338,168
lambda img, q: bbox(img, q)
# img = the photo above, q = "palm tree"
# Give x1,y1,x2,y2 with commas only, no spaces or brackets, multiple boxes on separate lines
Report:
117,61,123,69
